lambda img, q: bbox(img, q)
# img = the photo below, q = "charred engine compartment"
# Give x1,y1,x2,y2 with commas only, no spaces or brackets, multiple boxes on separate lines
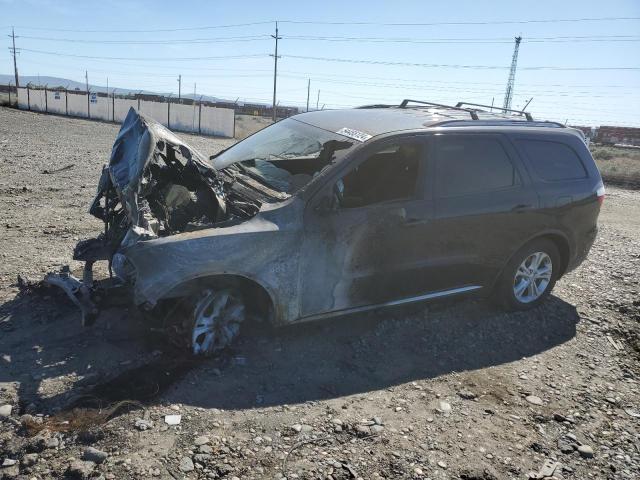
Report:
75,110,272,264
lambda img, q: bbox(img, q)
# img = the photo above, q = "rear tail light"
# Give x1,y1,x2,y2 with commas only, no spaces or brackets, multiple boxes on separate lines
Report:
596,184,606,205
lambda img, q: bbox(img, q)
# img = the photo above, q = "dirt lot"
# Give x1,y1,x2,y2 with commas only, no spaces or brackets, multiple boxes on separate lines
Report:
0,107,639,480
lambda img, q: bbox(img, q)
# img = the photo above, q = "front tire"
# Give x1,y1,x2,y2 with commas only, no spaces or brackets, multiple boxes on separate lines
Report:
495,239,560,311
191,289,245,356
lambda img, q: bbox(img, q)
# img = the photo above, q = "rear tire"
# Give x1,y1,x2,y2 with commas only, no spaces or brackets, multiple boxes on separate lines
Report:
494,239,560,311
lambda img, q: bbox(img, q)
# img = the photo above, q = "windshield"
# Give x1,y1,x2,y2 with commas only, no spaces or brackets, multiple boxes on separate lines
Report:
211,118,354,194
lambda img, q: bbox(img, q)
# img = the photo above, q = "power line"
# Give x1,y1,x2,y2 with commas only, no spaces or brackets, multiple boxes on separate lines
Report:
15,33,640,45
283,34,640,44
19,48,269,61
18,34,271,44
284,54,640,71
277,16,640,26
5,21,274,33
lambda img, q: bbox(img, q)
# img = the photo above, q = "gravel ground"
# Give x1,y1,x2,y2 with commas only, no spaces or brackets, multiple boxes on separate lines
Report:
0,107,639,480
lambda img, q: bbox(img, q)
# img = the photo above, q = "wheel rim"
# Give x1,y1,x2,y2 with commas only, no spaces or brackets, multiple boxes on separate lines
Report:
513,251,553,304
192,289,244,356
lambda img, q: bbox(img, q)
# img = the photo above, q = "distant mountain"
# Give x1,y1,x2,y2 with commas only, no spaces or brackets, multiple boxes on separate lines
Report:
0,74,266,107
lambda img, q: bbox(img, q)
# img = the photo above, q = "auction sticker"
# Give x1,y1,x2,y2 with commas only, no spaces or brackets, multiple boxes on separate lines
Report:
336,127,372,142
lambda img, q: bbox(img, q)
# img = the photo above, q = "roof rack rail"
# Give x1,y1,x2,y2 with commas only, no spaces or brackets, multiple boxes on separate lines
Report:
356,104,395,109
455,102,534,121
399,99,479,120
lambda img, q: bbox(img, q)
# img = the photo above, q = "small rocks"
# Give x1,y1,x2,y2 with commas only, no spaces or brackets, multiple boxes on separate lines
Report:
21,453,38,467
577,445,594,459
291,423,312,434
179,456,195,472
458,390,477,400
193,435,210,446
198,444,213,454
0,404,12,417
134,418,153,431
525,395,544,406
66,460,96,479
436,400,452,416
82,447,108,464
44,437,60,449
1,459,17,467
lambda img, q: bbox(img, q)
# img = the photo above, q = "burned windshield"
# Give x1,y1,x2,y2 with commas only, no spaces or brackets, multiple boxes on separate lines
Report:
211,118,354,194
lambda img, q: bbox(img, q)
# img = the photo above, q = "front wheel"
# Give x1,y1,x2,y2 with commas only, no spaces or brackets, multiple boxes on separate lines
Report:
494,239,561,311
190,289,245,356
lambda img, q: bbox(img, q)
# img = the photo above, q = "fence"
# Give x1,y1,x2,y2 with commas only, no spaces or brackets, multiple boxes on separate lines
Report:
14,86,235,138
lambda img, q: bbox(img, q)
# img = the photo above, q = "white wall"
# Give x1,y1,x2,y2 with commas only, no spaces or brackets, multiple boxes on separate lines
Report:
67,92,88,118
169,103,199,133
140,100,168,126
14,88,235,138
200,105,235,138
46,90,66,115
17,87,28,109
89,94,111,121
114,99,138,123
28,89,46,112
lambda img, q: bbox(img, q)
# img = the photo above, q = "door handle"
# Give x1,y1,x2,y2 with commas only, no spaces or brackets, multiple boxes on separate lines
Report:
512,204,533,212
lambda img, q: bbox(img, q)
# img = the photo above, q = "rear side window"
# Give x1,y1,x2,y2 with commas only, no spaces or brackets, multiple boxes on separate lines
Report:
435,136,518,198
518,139,587,181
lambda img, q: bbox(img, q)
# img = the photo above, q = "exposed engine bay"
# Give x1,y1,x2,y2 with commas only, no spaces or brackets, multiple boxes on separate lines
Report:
78,108,288,264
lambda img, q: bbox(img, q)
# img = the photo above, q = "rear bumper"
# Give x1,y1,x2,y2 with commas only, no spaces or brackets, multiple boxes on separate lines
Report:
566,225,598,273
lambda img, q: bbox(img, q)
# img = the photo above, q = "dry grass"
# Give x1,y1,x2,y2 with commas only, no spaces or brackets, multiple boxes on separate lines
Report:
591,145,640,187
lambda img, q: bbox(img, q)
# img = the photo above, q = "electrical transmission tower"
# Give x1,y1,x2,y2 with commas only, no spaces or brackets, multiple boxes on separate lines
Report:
503,36,522,110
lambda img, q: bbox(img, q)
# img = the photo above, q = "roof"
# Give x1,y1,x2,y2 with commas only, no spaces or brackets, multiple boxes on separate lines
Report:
293,100,566,139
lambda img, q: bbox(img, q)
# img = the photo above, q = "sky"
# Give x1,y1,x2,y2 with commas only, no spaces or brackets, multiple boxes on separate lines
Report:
1,0,639,127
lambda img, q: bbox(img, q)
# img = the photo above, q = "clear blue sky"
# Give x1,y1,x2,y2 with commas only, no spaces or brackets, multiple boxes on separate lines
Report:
1,0,639,126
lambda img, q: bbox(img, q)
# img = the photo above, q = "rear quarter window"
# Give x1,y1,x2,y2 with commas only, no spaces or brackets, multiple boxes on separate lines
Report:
518,139,587,181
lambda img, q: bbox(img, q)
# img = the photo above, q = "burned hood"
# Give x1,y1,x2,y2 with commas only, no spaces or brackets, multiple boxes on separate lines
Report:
82,108,264,259
108,107,214,197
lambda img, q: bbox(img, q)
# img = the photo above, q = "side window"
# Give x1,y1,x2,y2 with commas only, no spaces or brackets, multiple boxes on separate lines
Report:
435,136,518,198
337,142,423,208
518,139,587,181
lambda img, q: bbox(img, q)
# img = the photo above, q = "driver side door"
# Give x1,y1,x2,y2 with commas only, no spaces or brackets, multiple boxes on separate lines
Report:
298,136,432,319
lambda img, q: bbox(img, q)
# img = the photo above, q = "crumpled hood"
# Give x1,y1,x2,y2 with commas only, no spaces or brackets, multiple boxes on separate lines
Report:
81,108,262,259
108,107,214,198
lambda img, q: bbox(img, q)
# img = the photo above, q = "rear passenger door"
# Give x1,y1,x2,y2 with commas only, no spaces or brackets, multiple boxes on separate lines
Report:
426,133,539,291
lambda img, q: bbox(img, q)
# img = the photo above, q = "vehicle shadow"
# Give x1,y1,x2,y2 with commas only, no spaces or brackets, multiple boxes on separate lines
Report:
0,290,579,414
161,294,579,409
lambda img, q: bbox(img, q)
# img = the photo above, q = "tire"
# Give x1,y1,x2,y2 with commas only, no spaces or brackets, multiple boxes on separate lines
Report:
190,288,245,356
494,238,561,311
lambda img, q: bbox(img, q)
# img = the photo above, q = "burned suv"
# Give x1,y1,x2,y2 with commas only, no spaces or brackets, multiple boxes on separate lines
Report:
47,101,604,355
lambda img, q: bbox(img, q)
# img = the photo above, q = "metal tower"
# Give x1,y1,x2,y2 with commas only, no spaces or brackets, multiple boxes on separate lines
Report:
503,36,522,110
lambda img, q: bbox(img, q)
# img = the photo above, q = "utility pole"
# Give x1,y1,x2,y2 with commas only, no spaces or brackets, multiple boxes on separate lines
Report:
306,79,310,112
85,70,90,118
178,74,182,100
9,27,19,87
503,36,522,110
316,90,320,110
270,21,281,122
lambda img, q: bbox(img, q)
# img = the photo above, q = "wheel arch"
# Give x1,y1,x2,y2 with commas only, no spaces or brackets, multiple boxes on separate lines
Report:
158,273,278,325
493,231,571,288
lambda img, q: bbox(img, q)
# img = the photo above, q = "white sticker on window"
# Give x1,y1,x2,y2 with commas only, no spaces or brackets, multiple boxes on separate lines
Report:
336,127,372,142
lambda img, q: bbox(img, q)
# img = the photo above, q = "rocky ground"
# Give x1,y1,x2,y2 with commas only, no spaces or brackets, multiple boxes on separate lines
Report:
0,107,639,480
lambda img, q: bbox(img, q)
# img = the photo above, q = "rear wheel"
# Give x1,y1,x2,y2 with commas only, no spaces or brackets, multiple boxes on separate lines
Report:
191,289,245,356
495,239,560,311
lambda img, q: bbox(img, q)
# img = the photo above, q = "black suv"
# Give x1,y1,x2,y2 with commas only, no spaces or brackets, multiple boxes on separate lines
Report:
49,101,604,355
